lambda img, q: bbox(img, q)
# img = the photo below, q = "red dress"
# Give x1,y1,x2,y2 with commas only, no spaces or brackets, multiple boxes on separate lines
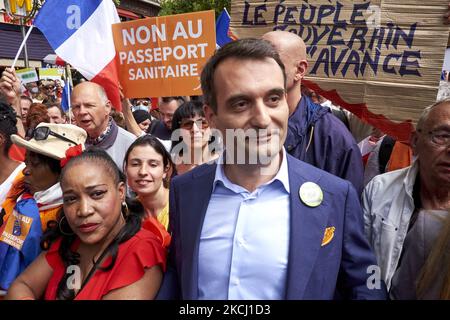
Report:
44,229,166,300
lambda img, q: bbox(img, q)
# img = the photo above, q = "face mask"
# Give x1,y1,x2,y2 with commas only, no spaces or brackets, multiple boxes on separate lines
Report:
30,87,39,94
133,105,148,112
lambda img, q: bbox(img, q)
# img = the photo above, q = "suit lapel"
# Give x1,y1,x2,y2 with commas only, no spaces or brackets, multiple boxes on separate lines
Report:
180,164,216,299
285,156,331,299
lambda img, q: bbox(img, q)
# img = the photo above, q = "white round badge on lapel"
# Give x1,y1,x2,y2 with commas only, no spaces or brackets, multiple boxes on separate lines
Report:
299,182,323,207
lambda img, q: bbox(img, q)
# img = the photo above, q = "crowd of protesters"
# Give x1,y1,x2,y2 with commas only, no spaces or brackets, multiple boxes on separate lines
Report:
0,19,448,301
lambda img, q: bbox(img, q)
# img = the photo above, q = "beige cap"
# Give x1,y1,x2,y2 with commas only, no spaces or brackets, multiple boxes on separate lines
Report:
11,122,87,160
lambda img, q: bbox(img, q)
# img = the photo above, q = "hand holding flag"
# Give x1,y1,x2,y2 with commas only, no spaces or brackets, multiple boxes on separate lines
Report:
34,0,122,111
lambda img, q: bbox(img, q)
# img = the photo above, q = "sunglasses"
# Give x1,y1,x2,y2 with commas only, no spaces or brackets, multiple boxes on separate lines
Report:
33,126,78,145
136,101,150,106
180,119,209,130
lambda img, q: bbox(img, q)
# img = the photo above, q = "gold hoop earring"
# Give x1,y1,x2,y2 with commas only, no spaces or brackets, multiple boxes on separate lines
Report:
122,201,129,217
59,216,74,236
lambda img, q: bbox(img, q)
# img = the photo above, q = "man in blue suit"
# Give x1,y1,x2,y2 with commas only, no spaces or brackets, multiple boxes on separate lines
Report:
159,38,387,300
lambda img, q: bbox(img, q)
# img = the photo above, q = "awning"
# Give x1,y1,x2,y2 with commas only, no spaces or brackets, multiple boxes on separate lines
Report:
0,23,54,61
43,54,66,66
117,8,141,20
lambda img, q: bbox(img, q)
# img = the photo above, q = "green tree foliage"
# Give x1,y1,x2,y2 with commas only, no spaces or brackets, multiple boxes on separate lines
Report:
159,0,231,17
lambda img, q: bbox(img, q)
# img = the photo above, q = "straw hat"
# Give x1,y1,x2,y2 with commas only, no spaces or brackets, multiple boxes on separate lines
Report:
11,122,87,160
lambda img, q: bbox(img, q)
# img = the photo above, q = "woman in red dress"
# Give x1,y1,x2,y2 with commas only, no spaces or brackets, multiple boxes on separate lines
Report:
5,148,166,300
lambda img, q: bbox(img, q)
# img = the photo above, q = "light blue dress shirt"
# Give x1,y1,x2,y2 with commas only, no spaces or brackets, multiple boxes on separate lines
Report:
198,149,290,300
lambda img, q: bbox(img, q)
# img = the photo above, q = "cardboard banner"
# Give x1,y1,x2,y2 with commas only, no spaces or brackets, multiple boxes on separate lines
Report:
230,0,450,141
38,68,63,81
113,10,216,98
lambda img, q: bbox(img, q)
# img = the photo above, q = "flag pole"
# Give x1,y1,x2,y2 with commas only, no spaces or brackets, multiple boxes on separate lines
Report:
12,25,34,68
65,64,73,124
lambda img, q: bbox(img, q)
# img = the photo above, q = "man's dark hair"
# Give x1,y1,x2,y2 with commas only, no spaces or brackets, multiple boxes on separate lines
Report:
200,38,286,113
160,96,185,106
20,95,33,104
45,102,64,117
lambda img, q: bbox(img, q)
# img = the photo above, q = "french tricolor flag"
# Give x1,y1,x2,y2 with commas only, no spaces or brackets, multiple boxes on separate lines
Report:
34,0,122,110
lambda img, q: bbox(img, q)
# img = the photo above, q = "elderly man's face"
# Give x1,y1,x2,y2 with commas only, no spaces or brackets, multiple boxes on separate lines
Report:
414,102,450,187
205,57,289,164
71,83,111,138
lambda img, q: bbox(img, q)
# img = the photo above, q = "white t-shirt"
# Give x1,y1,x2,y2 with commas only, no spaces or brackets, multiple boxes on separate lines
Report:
0,163,25,206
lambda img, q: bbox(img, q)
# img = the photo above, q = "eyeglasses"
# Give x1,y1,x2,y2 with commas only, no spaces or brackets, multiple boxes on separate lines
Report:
180,119,209,130
45,86,55,90
417,129,450,147
33,126,78,145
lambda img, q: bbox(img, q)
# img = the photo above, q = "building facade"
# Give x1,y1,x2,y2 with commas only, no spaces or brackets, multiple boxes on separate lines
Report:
118,0,161,20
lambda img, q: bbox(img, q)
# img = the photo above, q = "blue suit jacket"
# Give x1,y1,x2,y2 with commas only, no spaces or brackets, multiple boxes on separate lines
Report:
158,154,387,300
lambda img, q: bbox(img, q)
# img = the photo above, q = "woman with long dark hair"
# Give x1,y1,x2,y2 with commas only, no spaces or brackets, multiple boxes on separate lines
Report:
124,135,173,248
6,149,165,300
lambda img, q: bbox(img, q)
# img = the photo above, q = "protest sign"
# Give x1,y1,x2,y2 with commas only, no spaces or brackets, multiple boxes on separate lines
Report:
230,0,450,141
38,68,63,81
16,68,38,84
113,10,216,98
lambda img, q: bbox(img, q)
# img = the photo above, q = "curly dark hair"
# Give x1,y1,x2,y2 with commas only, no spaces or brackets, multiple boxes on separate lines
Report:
41,148,144,300
0,95,18,155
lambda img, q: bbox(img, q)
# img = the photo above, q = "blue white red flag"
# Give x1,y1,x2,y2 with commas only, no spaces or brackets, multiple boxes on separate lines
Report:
34,0,122,110
61,79,72,113
216,8,235,48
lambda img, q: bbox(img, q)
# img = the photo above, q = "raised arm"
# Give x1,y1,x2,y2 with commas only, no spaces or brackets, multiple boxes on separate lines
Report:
120,88,145,137
0,68,26,137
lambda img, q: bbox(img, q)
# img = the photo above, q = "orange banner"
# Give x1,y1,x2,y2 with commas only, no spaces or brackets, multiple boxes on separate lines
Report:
112,10,216,98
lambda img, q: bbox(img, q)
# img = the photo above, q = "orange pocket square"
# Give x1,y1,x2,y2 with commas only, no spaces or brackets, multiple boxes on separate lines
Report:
321,227,335,246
